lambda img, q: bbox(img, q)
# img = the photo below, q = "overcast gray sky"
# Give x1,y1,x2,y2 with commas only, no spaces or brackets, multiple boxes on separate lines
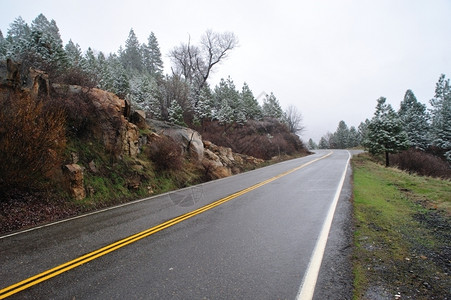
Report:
2,0,450,142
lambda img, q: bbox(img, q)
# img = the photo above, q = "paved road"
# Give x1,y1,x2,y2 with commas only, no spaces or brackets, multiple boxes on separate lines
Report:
0,150,355,299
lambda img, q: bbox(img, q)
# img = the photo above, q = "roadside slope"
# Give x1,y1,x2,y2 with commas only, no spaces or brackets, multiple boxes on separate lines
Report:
352,153,450,299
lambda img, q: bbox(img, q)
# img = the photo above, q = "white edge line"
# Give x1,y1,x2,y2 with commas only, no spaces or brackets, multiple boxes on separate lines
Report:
296,150,351,300
0,152,327,240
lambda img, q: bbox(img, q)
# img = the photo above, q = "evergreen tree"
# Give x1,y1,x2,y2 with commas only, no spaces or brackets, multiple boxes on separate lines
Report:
128,74,161,118
168,99,186,126
194,85,214,123
0,30,6,59
358,119,371,144
213,77,242,123
6,16,31,59
240,82,262,120
7,16,30,41
142,32,163,77
216,101,234,126
29,14,67,73
262,92,283,120
398,89,430,150
123,28,142,72
308,138,318,150
65,39,83,68
333,120,350,149
430,74,451,161
364,97,409,167
318,136,330,149
81,47,100,86
348,126,360,148
103,53,129,98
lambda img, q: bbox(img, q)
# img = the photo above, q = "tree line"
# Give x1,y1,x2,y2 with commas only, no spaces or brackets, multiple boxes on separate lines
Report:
310,77,451,167
0,14,303,134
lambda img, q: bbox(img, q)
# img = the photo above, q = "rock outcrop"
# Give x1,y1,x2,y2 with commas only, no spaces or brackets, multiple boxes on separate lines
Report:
0,59,50,98
148,119,204,162
52,84,140,159
62,164,86,200
202,140,264,179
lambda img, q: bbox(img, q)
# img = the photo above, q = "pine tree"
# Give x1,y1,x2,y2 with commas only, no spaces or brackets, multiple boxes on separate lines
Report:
430,74,451,161
364,97,409,167
358,119,371,144
168,99,186,126
0,30,6,59
123,28,142,72
142,32,163,77
262,92,283,120
128,74,161,117
29,14,67,73
241,82,262,120
318,136,330,149
6,16,31,60
308,138,318,150
333,121,350,149
348,126,360,148
213,77,242,123
65,39,83,68
194,85,214,123
398,89,430,150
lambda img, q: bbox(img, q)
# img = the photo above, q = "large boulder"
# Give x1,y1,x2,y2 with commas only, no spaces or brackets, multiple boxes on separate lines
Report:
148,119,204,162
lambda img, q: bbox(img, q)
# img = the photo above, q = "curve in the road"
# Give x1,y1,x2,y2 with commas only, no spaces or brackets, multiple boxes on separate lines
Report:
0,151,334,299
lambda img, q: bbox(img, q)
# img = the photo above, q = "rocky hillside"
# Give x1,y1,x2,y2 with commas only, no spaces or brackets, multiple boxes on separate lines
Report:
0,60,308,233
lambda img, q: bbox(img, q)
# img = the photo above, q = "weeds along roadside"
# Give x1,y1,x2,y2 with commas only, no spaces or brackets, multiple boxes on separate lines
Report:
351,153,450,299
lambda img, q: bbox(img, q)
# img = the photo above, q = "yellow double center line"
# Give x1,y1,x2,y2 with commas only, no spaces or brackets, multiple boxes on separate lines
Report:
0,152,331,299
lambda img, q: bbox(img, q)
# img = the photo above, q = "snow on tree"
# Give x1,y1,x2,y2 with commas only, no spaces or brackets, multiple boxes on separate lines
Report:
168,99,186,126
348,126,360,148
194,85,214,123
0,30,6,59
213,77,242,123
308,138,318,150
430,74,451,161
123,28,143,72
318,134,332,149
398,89,430,150
240,82,262,120
103,54,130,99
29,14,67,73
333,120,350,149
364,97,409,167
6,16,31,59
128,74,161,118
262,92,283,120
142,32,163,77
216,101,234,126
65,39,83,68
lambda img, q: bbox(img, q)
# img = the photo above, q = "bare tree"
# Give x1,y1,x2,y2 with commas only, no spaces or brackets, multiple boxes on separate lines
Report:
169,30,238,105
284,105,305,134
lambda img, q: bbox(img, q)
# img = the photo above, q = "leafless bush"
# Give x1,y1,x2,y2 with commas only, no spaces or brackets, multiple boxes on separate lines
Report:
0,91,66,193
390,148,450,178
149,136,183,171
200,119,307,160
55,67,98,88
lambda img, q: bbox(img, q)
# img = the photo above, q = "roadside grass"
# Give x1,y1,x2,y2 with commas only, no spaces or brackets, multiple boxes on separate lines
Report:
352,153,450,299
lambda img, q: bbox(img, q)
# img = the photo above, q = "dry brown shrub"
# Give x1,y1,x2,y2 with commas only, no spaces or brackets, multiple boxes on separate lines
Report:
200,119,307,160
0,91,66,192
149,136,183,171
390,148,450,178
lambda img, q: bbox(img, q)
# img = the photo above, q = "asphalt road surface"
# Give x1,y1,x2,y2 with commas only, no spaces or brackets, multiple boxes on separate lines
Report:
0,150,356,299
